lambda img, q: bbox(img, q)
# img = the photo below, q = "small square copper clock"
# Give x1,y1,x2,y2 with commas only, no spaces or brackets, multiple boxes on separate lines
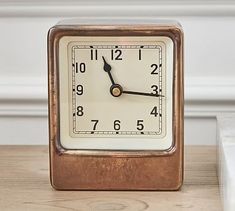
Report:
48,20,184,190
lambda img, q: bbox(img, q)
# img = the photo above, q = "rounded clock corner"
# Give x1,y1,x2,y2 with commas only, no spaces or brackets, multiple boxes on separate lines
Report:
50,177,65,190
170,23,184,35
47,25,60,40
164,142,178,155
47,25,69,46
160,26,183,47
174,24,184,34
171,179,184,191
55,140,70,152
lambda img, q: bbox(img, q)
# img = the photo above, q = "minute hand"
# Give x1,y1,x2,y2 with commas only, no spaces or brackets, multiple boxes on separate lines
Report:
122,90,164,97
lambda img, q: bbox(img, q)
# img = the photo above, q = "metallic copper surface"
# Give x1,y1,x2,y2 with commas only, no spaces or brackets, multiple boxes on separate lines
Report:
48,23,184,190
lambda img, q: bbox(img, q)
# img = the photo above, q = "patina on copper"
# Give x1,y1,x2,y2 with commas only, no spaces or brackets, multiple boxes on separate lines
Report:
48,22,184,190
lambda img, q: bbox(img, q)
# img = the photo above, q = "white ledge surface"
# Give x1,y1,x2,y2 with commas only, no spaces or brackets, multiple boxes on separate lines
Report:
217,114,235,211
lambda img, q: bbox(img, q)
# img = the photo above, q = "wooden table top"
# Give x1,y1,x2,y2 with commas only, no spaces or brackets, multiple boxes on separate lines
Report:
0,146,222,211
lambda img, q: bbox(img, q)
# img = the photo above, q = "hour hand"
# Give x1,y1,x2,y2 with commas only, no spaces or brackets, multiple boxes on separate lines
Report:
102,56,115,85
122,90,164,97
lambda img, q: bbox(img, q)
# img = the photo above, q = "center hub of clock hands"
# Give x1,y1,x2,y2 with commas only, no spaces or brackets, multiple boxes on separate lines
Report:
110,84,123,97
102,56,164,98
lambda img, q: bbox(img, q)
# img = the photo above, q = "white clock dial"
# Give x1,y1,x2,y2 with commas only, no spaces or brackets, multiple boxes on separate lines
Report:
59,36,173,150
71,44,165,137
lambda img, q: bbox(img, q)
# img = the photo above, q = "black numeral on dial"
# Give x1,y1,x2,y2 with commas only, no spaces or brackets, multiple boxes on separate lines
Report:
137,120,144,131
139,46,144,60
76,85,83,95
91,49,98,60
76,62,86,73
151,85,158,95
114,120,121,130
150,106,158,117
138,49,142,60
150,64,158,74
76,106,84,116
91,120,99,130
111,49,122,60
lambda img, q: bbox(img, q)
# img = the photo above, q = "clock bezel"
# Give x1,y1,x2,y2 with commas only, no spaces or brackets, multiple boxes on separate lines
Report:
60,36,173,150
48,23,184,190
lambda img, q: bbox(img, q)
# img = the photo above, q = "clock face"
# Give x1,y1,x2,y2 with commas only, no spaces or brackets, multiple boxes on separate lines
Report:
59,36,173,150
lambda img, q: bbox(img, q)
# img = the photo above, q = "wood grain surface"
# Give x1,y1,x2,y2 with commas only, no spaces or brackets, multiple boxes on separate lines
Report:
0,146,222,211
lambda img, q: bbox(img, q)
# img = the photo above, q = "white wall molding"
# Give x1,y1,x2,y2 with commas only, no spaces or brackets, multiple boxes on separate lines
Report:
185,77,235,117
1,1,235,17
0,77,47,117
1,76,235,117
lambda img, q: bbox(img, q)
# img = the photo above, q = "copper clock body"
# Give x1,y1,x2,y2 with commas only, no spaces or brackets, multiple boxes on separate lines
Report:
48,21,184,190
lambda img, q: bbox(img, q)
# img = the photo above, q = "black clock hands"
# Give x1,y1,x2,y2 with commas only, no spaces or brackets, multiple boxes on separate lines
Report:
102,56,164,98
102,56,115,85
122,90,164,97
109,84,164,98
102,56,123,97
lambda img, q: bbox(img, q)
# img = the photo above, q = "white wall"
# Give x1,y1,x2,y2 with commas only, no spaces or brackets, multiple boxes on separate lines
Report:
1,0,235,145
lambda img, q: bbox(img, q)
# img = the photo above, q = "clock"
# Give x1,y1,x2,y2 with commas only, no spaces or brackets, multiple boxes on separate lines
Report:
48,20,184,190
